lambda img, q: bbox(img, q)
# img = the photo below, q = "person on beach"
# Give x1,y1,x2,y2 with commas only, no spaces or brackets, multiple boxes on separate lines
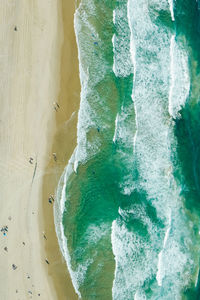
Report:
53,102,60,109
12,264,17,270
29,157,33,164
43,232,47,240
1,225,8,236
52,153,57,162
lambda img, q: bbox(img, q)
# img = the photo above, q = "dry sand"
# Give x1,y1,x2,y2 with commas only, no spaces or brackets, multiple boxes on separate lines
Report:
0,0,80,299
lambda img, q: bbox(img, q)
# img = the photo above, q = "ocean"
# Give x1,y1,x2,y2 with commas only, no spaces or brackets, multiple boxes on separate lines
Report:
54,0,200,299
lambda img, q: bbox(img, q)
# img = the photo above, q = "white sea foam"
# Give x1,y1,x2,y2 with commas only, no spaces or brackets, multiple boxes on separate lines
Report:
163,216,171,248
168,35,190,118
112,2,137,196
127,0,137,152
157,239,189,290
156,211,171,286
132,92,138,152
119,174,136,195
73,1,111,167
56,0,194,297
127,0,173,220
54,150,96,297
155,207,195,297
168,34,175,117
113,9,116,25
134,290,147,300
54,1,103,295
112,4,133,77
54,151,81,298
168,0,175,21
112,34,117,75
74,158,78,173
195,267,199,287
113,113,119,143
111,217,158,300
125,0,188,220
112,0,192,297
112,104,135,146
112,102,136,198
85,223,109,244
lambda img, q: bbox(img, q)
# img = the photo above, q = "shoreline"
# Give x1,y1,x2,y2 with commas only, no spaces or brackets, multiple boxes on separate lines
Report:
41,0,80,299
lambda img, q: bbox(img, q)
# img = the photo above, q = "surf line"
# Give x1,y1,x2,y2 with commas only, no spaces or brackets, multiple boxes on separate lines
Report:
127,0,138,152
168,0,175,21
168,34,175,117
156,211,172,287
113,113,119,143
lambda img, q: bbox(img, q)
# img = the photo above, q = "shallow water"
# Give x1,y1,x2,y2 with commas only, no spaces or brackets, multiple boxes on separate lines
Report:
55,0,200,299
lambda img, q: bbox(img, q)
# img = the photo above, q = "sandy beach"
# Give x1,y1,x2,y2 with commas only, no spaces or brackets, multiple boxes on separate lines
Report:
0,0,80,299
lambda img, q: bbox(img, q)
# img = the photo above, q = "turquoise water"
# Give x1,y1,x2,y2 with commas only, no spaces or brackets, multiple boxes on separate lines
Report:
55,0,200,299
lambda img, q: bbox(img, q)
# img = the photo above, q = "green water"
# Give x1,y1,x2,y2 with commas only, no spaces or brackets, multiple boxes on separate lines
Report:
55,0,200,299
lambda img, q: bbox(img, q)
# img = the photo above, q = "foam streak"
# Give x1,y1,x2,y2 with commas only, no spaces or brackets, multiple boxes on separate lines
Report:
168,0,175,21
168,34,175,117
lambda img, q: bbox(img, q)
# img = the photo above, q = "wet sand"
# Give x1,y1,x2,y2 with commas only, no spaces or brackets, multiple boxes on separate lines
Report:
41,0,80,299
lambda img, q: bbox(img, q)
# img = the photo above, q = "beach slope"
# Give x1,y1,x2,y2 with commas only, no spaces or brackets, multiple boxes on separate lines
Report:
0,0,79,299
